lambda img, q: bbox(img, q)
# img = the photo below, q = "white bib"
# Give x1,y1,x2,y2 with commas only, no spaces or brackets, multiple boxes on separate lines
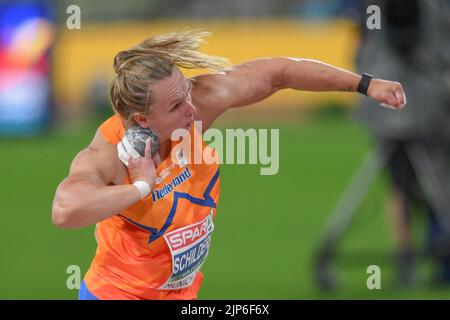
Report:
159,211,214,290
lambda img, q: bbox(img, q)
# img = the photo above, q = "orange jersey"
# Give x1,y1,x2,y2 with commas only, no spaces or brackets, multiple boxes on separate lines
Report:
84,115,220,300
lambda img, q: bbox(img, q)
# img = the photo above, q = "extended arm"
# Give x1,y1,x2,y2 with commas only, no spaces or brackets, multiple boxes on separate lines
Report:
192,57,406,128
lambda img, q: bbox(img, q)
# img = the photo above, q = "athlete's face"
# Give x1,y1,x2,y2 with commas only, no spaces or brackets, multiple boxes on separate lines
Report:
133,68,196,142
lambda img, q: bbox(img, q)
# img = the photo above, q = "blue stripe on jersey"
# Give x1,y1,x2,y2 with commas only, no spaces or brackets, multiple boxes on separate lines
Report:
119,169,219,243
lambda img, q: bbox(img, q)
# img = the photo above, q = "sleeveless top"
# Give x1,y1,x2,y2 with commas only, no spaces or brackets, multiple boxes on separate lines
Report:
84,114,220,300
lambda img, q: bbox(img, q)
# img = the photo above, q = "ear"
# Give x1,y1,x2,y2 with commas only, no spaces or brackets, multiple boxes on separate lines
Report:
132,113,151,128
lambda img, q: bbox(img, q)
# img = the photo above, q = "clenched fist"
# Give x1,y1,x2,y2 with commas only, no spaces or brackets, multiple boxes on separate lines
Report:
367,79,407,110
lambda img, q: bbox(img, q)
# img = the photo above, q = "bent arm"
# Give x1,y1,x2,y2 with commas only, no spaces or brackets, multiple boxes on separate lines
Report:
51,148,141,229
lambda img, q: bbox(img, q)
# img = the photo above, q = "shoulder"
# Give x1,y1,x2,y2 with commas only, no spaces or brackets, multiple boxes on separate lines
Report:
98,114,126,144
190,58,282,112
189,72,235,130
190,72,233,106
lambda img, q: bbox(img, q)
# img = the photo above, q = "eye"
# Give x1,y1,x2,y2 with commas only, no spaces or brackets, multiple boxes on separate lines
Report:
170,102,181,112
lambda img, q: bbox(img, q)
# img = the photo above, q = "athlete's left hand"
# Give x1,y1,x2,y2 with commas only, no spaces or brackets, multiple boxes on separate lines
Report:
367,79,406,110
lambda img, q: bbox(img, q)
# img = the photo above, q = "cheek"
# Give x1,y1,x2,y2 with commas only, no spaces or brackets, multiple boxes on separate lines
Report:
163,114,186,136
172,114,187,129
152,109,189,139
146,116,170,139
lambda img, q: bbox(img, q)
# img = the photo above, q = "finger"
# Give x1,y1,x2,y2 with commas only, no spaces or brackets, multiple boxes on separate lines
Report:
392,90,403,107
144,137,153,160
127,157,136,166
117,142,130,166
381,103,396,109
121,136,141,160
398,90,407,108
153,152,162,164
394,89,405,106
387,94,399,108
383,93,402,109
394,89,402,102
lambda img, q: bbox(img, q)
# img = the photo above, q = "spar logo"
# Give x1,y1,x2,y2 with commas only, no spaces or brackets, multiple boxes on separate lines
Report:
166,214,214,250
159,213,215,290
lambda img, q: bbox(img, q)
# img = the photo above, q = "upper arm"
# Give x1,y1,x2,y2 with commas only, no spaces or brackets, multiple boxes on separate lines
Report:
54,130,121,204
52,129,127,227
52,148,106,220
67,149,107,187
68,129,119,184
190,57,287,129
54,148,108,207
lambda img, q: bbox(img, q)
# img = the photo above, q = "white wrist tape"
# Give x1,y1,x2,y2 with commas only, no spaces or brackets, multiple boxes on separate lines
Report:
132,181,151,199
117,135,141,167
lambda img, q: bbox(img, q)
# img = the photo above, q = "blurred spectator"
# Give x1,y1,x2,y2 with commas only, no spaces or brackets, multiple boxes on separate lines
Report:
356,0,450,286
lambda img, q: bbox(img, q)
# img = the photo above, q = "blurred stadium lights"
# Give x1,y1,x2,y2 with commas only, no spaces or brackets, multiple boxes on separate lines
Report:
0,0,55,136
49,0,361,126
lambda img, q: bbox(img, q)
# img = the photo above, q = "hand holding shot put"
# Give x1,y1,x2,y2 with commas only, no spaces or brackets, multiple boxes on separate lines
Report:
127,138,158,195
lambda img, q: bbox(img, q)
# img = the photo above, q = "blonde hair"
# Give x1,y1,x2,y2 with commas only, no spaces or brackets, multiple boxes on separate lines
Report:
110,29,231,122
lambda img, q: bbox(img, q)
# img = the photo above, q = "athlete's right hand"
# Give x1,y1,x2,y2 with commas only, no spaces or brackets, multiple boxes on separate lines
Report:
127,138,157,187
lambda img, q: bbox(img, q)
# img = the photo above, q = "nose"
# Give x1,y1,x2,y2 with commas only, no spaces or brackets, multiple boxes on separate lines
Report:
185,100,197,116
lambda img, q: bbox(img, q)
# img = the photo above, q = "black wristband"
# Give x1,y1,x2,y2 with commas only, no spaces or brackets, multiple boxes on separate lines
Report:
357,73,373,96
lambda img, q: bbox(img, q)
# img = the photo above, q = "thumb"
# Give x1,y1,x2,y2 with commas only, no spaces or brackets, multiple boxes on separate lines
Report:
144,138,154,160
394,88,406,108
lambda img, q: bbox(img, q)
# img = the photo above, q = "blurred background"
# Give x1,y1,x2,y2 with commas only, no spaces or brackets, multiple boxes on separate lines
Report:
1,0,450,299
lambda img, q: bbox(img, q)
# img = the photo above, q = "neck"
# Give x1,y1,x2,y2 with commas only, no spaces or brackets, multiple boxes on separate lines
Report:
155,139,172,166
